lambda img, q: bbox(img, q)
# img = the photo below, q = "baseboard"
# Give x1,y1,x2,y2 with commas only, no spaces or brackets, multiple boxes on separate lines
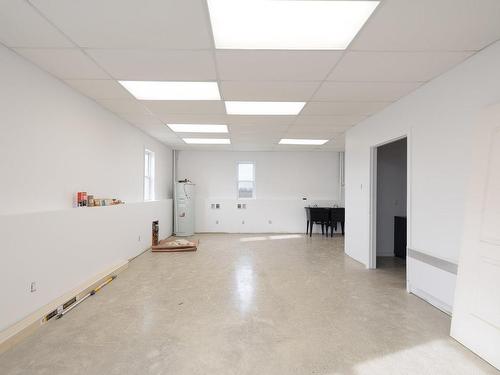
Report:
0,260,128,354
409,286,452,316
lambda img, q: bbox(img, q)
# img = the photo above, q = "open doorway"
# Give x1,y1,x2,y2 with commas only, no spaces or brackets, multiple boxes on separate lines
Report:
373,138,407,277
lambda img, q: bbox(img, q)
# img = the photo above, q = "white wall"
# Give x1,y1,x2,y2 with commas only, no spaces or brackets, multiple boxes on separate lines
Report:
376,139,407,256
0,45,173,332
345,40,500,313
177,151,341,233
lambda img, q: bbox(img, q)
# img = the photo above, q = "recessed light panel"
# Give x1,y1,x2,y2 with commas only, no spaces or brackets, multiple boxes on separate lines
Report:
207,0,379,50
183,138,231,144
225,101,305,115
279,139,329,145
119,81,221,100
168,124,228,133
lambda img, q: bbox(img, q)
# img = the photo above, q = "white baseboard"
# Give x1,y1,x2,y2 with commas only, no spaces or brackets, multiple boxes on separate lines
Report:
0,260,128,354
409,286,452,315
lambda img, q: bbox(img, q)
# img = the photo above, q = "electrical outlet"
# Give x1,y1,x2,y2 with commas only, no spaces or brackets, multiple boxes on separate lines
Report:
30,282,37,293
138,235,141,242
242,220,245,224
216,220,219,224
268,220,272,224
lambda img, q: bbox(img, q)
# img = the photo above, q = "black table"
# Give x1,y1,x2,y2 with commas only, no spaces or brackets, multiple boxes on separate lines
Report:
305,207,345,237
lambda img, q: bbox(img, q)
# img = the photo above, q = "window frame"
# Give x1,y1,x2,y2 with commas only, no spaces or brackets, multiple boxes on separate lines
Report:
237,161,256,199
144,148,155,201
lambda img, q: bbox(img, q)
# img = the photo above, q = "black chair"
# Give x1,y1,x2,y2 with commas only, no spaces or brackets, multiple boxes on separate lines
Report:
305,207,330,237
328,207,345,236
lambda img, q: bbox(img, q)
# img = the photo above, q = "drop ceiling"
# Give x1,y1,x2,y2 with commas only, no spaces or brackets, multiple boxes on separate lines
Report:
1,0,500,151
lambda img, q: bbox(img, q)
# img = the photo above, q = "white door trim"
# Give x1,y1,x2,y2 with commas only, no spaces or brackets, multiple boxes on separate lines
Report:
368,133,412,288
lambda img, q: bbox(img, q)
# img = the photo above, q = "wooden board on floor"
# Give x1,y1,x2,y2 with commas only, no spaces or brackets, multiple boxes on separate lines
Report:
152,237,198,252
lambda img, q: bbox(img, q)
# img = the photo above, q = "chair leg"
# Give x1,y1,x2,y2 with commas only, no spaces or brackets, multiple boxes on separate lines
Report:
306,220,309,235
310,221,313,237
331,222,334,237
341,221,345,236
321,223,324,235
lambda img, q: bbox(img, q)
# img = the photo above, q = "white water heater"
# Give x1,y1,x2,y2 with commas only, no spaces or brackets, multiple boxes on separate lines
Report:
175,182,195,236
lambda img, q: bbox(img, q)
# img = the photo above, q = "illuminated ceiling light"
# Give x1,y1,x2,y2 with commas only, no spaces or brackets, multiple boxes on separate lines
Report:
119,81,221,100
208,0,379,50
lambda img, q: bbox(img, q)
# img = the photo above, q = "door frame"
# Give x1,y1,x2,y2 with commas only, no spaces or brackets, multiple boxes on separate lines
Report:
368,133,412,286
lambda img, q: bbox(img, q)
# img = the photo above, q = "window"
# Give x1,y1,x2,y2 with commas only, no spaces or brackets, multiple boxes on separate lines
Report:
237,162,255,199
144,149,155,201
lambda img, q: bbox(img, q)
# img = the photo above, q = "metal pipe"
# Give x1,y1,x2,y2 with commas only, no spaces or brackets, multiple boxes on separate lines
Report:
56,276,116,319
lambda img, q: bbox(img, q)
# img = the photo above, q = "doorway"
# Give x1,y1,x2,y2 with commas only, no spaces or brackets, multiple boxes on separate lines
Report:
373,138,407,275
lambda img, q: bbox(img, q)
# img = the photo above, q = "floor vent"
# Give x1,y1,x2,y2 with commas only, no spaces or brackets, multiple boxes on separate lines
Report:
44,309,58,322
63,297,77,310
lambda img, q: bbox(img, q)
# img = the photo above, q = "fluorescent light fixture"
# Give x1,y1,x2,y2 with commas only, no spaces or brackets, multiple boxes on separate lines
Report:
183,138,231,144
207,0,379,50
119,81,221,100
168,124,228,133
225,101,305,115
279,139,329,145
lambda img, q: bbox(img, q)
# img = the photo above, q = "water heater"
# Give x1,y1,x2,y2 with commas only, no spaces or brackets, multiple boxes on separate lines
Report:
175,182,195,236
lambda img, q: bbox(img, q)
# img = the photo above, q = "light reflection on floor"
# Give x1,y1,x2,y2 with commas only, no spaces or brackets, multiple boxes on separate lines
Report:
240,234,303,242
235,256,254,314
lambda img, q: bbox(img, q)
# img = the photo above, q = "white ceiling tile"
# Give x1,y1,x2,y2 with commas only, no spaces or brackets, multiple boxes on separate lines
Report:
294,115,366,127
30,0,213,49
144,101,225,115
285,128,342,138
229,124,289,134
288,124,346,133
232,144,276,151
131,122,177,140
220,81,320,101
351,0,500,51
181,144,234,151
86,49,217,81
328,51,473,82
226,115,296,126
156,114,229,124
14,48,109,79
232,133,282,141
64,80,133,99
117,115,181,143
216,51,342,81
95,98,151,115
118,113,165,127
301,101,391,116
313,82,422,102
0,0,72,47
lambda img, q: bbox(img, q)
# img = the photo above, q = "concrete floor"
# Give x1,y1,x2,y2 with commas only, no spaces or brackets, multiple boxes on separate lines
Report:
0,234,498,375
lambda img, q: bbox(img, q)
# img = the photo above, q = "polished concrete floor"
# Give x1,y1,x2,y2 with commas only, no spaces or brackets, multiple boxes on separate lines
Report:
1,234,498,375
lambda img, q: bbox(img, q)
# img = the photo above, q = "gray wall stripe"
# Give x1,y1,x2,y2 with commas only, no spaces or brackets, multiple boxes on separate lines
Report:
408,249,458,275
